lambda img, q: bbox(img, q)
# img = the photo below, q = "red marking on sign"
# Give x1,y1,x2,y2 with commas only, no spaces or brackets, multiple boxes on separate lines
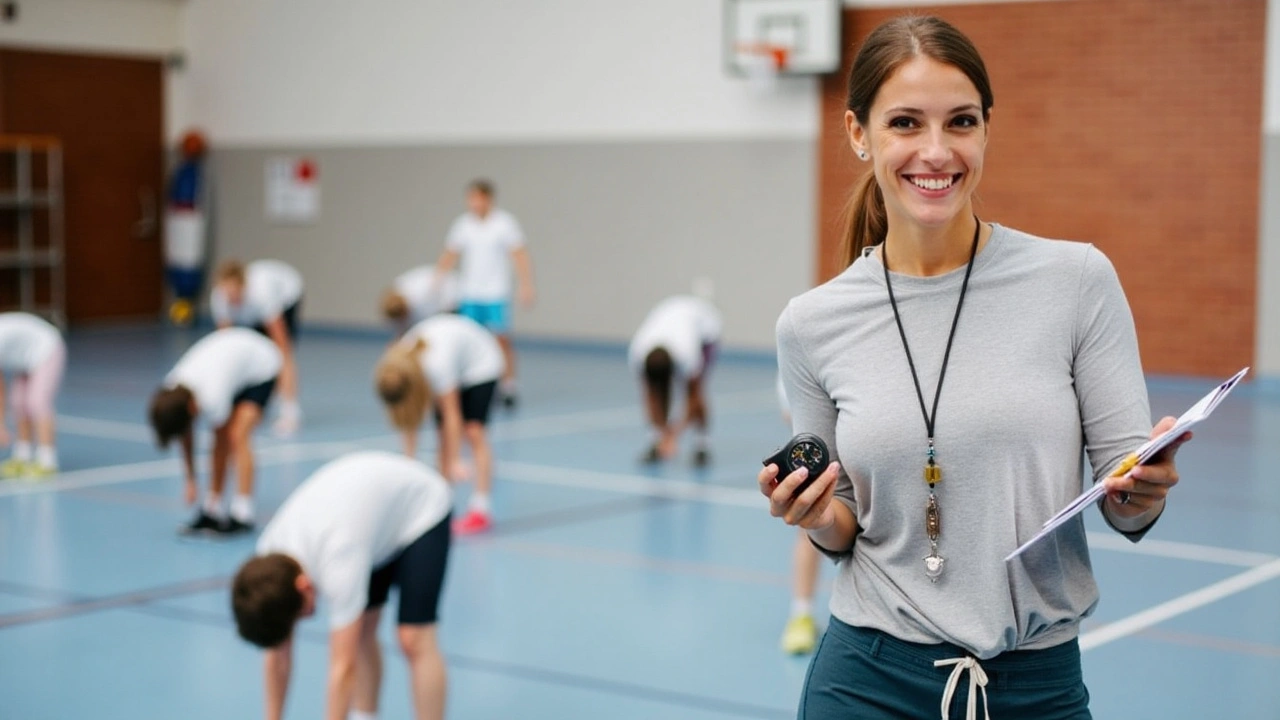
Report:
295,159,317,182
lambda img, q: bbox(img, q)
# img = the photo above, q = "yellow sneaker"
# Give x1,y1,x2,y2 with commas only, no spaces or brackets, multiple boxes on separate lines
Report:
1,459,30,479
781,614,818,655
24,463,57,480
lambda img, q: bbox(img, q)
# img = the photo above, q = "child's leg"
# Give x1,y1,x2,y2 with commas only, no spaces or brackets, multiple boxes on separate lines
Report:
463,421,491,512
207,423,231,518
227,401,263,524
686,374,710,465
792,530,821,614
781,530,823,654
7,375,33,465
25,342,65,471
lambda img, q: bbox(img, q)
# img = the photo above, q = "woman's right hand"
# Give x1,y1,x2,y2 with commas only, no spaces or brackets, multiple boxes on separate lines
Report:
759,461,841,531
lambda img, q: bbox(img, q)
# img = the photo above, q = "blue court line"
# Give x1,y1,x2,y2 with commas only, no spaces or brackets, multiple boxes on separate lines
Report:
115,600,795,719
0,576,228,629
0,493,672,631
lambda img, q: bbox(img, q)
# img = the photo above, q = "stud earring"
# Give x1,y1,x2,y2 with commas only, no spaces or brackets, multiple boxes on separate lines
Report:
857,150,868,161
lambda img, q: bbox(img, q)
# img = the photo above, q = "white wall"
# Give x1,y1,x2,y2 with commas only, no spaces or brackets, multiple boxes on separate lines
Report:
1259,0,1280,379
0,0,180,55
180,0,818,145
1268,0,1280,134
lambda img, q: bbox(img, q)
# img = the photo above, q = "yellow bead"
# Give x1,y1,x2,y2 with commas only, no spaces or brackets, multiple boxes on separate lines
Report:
924,464,941,484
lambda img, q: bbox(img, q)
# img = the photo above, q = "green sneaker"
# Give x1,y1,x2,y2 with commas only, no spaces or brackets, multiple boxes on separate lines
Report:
781,614,818,655
0,459,30,479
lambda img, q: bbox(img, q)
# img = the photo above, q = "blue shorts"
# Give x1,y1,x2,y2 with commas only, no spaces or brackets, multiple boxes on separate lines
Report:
457,301,511,334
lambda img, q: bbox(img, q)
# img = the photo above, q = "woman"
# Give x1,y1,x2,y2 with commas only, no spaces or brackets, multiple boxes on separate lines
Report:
374,314,504,536
0,312,66,478
758,16,1189,719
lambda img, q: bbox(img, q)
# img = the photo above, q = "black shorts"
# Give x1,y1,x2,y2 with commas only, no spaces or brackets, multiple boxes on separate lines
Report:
252,299,302,341
365,515,451,625
432,380,498,426
231,377,278,411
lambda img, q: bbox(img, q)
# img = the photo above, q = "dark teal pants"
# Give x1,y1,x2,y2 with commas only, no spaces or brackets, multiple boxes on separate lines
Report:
799,618,1091,720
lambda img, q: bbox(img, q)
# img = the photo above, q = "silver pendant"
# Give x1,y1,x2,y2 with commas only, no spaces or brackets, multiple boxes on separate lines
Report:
924,493,944,581
924,546,946,582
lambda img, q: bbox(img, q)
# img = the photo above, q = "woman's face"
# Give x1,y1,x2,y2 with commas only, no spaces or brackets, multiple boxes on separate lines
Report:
847,55,988,232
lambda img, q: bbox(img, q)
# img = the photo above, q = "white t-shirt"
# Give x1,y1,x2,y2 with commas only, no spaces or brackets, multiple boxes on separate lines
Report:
401,314,504,394
211,259,304,326
627,296,722,379
165,328,282,427
256,451,453,630
393,265,459,320
0,312,62,373
444,208,525,303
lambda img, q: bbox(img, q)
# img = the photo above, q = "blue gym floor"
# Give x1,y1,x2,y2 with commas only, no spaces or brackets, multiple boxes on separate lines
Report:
1,325,1278,719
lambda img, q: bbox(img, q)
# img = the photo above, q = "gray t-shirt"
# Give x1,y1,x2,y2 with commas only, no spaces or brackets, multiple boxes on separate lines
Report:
776,224,1153,658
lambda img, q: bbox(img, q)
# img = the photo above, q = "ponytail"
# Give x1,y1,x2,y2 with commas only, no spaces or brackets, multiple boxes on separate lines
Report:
840,169,888,268
374,338,432,432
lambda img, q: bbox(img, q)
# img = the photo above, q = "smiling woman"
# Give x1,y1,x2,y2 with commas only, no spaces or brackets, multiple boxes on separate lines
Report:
759,14,1193,720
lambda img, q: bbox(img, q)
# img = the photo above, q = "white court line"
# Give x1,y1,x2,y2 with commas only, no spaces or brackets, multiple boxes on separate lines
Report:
52,388,776,445
0,440,374,498
55,415,155,443
1080,558,1280,651
497,460,766,509
1083,532,1279,568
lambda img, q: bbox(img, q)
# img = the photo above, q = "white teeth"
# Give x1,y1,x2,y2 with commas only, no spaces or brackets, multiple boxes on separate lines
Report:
911,176,953,191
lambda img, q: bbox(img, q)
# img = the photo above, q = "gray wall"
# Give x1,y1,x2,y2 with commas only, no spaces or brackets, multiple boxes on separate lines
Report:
208,139,814,351
1260,133,1280,379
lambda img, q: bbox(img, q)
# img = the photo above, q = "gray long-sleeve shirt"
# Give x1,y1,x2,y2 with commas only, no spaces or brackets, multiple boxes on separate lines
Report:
776,224,1153,659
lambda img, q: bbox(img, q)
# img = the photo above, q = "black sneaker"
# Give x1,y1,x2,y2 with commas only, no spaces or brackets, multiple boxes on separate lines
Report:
692,448,712,468
640,444,663,465
179,511,223,536
219,516,256,536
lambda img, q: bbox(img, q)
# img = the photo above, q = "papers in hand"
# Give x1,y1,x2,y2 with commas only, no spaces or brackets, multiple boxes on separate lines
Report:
1005,367,1250,562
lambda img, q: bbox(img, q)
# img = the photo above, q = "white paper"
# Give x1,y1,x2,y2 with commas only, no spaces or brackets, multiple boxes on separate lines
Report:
1005,367,1250,561
265,156,320,224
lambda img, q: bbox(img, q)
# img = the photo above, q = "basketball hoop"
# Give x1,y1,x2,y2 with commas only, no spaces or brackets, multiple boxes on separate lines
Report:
735,42,791,92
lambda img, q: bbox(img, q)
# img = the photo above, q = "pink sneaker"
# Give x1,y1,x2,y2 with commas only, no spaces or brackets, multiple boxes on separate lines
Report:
453,509,492,535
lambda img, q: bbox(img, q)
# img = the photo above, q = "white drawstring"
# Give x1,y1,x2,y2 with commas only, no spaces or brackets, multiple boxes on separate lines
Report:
934,656,990,720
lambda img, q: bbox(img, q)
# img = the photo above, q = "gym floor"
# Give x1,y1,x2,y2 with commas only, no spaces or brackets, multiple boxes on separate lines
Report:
1,325,1277,719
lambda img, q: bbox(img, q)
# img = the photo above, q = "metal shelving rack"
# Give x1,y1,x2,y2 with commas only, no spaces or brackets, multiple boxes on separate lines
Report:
0,135,65,328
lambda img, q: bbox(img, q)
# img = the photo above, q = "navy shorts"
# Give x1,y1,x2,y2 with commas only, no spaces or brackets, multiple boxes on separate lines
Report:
433,380,498,426
253,299,302,341
231,377,278,412
365,515,451,625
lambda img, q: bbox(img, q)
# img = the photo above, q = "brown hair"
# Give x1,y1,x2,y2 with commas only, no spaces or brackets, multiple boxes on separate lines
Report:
380,289,409,323
231,553,305,649
215,258,246,285
148,385,195,448
374,339,433,431
468,179,494,198
841,15,994,266
643,348,674,425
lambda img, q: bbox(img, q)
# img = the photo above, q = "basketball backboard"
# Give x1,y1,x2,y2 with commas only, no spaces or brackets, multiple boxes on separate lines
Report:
724,0,841,76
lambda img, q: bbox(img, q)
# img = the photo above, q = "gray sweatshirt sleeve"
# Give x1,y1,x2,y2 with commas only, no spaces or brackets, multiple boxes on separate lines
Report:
1071,246,1159,540
777,303,856,560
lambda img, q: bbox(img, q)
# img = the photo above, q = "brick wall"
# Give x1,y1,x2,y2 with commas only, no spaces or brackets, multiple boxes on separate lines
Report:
817,0,1265,377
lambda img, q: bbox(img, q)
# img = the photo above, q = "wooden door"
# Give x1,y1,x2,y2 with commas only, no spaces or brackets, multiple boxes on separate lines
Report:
0,48,165,322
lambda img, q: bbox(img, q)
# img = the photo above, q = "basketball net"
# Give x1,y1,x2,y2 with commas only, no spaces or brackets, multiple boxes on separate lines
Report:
736,42,790,93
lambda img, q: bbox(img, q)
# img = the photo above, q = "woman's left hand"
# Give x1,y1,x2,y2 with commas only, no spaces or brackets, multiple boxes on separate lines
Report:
1103,415,1191,518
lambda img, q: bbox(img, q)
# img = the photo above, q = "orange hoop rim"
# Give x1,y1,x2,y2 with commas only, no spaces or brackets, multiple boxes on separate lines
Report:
734,41,791,72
